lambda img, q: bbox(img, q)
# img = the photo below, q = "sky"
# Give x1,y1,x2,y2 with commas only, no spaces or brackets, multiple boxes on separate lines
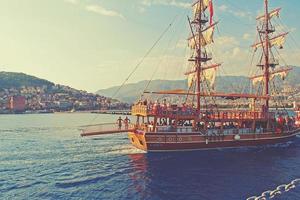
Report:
0,0,299,92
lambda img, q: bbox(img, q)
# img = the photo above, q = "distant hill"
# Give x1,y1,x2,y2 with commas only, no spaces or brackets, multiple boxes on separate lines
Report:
0,71,54,89
97,66,300,103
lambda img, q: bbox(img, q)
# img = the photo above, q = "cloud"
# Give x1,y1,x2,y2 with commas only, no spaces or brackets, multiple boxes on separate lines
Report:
218,4,253,20
243,33,252,40
216,36,240,47
282,49,300,66
63,0,125,20
232,47,241,57
218,5,228,12
64,0,78,4
141,0,190,9
138,6,146,13
85,4,125,20
175,38,187,49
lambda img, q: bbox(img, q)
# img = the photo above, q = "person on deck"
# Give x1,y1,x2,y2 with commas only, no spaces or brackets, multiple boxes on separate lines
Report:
124,117,131,129
117,117,123,130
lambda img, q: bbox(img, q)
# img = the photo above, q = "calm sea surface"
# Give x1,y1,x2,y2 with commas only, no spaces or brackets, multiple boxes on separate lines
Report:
0,113,300,200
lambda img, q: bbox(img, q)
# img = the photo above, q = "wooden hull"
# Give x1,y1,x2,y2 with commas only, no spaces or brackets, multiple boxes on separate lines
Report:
128,129,300,152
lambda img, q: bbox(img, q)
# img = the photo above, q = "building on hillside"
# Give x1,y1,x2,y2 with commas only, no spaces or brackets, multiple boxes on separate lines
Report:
9,96,26,112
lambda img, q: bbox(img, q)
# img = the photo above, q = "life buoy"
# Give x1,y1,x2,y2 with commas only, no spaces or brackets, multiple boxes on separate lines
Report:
178,137,183,142
234,134,241,140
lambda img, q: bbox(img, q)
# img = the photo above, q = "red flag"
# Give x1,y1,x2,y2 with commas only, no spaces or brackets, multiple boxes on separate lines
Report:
209,0,214,25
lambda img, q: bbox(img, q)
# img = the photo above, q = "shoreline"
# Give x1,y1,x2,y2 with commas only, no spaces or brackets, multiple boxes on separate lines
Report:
0,107,294,115
0,110,131,115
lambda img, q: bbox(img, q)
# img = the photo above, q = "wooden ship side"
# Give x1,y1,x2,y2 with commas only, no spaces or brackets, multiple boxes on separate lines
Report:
129,129,299,152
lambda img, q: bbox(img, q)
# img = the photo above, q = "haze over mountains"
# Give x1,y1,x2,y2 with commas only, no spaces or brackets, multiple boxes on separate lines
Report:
96,66,300,103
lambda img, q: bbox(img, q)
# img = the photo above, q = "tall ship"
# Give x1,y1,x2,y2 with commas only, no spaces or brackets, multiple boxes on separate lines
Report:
82,0,300,152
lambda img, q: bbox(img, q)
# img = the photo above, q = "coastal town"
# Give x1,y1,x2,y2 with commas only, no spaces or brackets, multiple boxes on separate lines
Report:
0,81,299,114
0,84,130,114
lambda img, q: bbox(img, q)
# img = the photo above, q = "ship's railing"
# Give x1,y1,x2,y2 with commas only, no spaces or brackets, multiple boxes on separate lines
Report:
206,111,275,120
132,104,275,120
131,104,198,117
151,126,267,135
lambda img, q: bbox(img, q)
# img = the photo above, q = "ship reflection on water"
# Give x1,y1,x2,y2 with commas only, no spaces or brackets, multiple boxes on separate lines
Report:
126,138,300,200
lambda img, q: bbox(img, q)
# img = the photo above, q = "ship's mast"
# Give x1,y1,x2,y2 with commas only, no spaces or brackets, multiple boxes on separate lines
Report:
264,0,270,112
186,0,219,115
196,1,202,114
251,0,291,113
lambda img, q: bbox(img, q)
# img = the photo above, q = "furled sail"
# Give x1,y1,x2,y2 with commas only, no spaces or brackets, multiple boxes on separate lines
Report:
188,25,215,49
251,68,291,85
193,0,210,17
187,67,217,88
256,8,281,21
270,70,289,80
252,33,288,50
203,67,217,88
252,76,265,86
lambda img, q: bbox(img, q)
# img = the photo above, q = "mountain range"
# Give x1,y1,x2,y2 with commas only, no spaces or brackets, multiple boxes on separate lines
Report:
96,66,300,103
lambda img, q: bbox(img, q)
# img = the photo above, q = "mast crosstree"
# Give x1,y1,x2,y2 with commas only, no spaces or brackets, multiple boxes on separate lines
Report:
252,0,291,112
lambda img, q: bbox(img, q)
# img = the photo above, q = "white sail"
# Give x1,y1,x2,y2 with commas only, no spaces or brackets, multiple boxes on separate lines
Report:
270,70,289,80
202,67,217,88
193,0,210,17
253,33,288,50
257,8,281,21
187,67,217,88
252,70,289,85
188,26,215,49
252,76,265,86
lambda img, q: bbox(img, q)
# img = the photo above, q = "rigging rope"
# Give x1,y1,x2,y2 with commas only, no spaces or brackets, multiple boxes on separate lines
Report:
88,15,179,125
111,15,179,100
142,11,187,97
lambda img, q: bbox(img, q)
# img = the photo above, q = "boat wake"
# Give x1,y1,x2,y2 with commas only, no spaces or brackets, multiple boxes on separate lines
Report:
106,144,145,155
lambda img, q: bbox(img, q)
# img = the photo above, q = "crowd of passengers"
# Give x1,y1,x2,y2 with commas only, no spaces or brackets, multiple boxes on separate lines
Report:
136,100,298,132
143,114,296,133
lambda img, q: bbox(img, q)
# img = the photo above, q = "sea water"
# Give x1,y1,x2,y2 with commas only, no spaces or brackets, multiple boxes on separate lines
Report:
0,113,299,200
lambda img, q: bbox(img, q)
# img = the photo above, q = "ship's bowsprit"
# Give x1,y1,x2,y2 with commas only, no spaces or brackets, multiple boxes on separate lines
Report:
80,123,135,137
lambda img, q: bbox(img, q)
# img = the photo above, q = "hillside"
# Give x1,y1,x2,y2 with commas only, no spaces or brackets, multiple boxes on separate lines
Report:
0,71,130,112
97,66,300,103
0,72,54,89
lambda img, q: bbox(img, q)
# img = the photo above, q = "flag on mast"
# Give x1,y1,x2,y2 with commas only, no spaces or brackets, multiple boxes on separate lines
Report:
209,0,214,25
